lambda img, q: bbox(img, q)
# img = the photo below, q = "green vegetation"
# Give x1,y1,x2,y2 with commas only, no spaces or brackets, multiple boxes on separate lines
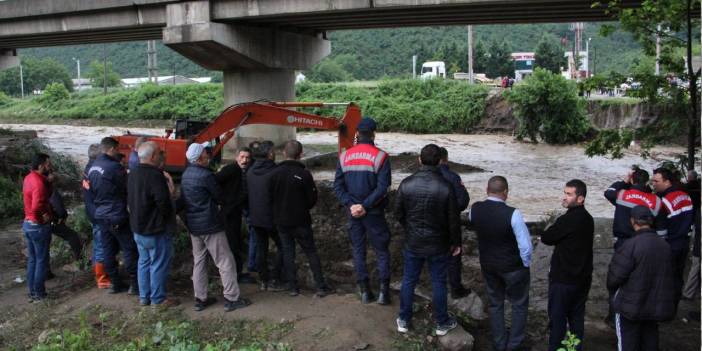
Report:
40,82,70,105
1,304,292,350
87,60,122,88
557,332,581,351
0,57,73,96
13,23,642,87
0,175,22,224
508,68,590,144
534,35,567,74
0,80,489,133
299,79,490,133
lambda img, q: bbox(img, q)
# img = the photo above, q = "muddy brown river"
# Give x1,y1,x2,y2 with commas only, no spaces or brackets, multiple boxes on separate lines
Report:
0,124,687,219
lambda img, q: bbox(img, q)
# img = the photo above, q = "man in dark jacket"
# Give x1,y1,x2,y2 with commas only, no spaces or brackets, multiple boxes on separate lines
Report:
607,205,675,351
48,173,83,265
87,137,138,294
247,140,285,291
236,146,258,274
683,170,700,302
469,176,532,351
180,142,250,312
215,152,255,284
83,143,110,288
651,167,694,312
540,179,594,351
271,140,332,297
604,167,661,249
333,117,392,305
395,144,461,336
438,147,471,299
128,141,178,307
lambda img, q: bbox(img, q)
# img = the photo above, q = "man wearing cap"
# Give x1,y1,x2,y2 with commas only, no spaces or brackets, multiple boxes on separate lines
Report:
180,142,250,312
607,205,675,351
334,117,393,305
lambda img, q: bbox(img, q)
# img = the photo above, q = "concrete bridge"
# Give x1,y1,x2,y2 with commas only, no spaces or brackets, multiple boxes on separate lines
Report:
0,0,636,143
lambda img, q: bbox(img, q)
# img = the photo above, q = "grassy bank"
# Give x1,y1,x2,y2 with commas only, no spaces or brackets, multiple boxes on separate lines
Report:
0,80,490,134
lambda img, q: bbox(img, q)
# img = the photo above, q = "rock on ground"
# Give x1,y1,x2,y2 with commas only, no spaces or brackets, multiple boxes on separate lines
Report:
438,324,474,351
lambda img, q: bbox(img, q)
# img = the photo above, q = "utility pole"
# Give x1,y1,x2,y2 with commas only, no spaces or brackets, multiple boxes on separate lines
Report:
19,63,24,98
172,63,176,85
147,40,158,84
655,24,661,75
468,25,474,84
103,44,108,95
412,55,417,78
72,57,80,91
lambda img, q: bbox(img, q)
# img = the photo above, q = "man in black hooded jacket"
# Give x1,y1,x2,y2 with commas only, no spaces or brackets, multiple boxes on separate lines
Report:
607,205,675,351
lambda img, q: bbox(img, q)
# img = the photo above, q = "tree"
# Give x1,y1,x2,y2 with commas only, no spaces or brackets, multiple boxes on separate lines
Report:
87,60,121,88
589,0,700,170
485,40,514,78
534,35,567,74
473,40,489,73
306,58,352,82
508,68,590,144
0,57,72,96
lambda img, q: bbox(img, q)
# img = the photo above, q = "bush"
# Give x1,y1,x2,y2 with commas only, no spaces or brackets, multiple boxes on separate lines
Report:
0,176,22,223
508,68,590,144
41,82,70,105
298,79,489,133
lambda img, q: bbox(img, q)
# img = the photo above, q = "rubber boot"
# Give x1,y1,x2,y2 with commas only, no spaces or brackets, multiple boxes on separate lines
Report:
358,279,375,304
377,279,391,305
127,274,139,296
95,263,111,289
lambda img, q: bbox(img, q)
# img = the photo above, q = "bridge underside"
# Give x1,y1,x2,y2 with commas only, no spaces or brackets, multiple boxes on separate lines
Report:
0,0,642,49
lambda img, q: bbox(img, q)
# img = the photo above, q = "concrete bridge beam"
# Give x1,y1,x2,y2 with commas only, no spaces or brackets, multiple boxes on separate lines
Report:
0,49,19,70
163,1,330,146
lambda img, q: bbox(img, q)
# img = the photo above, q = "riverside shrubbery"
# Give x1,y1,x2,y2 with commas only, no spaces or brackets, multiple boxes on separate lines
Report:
0,79,489,133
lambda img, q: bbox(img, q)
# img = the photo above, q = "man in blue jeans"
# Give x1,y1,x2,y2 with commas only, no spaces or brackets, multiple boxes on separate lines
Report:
394,144,462,336
127,141,178,307
469,176,532,351
22,153,54,301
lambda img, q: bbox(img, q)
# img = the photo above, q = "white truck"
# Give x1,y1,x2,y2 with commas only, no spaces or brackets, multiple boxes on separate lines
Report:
420,61,446,79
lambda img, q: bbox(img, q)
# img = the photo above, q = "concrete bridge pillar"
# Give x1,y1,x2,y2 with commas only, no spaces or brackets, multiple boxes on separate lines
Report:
162,0,330,147
223,69,296,148
0,49,19,70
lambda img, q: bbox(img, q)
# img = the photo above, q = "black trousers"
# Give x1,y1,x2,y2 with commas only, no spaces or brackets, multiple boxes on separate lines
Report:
253,226,283,283
99,220,138,287
615,314,659,351
547,280,590,351
222,206,244,275
447,254,462,290
670,246,689,312
277,225,326,290
52,222,83,261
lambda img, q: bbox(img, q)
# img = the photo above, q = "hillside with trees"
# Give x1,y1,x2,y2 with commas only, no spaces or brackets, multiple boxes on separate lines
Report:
14,22,641,83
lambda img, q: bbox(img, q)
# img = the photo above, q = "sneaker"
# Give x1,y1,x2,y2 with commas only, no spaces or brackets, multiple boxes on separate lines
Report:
436,318,457,336
224,297,251,312
152,298,180,309
127,285,139,296
109,283,128,294
450,286,471,299
193,297,217,312
396,318,409,333
288,288,300,297
140,299,151,306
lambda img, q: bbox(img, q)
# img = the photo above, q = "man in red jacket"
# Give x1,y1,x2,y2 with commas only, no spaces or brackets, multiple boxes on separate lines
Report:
22,152,54,302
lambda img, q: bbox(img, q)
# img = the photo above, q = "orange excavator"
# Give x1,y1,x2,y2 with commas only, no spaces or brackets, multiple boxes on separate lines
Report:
114,101,361,173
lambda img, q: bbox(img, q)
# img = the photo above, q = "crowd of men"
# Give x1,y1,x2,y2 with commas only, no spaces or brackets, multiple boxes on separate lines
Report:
20,116,700,350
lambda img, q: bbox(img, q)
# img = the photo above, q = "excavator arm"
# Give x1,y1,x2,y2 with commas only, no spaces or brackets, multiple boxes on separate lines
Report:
114,101,361,173
194,102,361,158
